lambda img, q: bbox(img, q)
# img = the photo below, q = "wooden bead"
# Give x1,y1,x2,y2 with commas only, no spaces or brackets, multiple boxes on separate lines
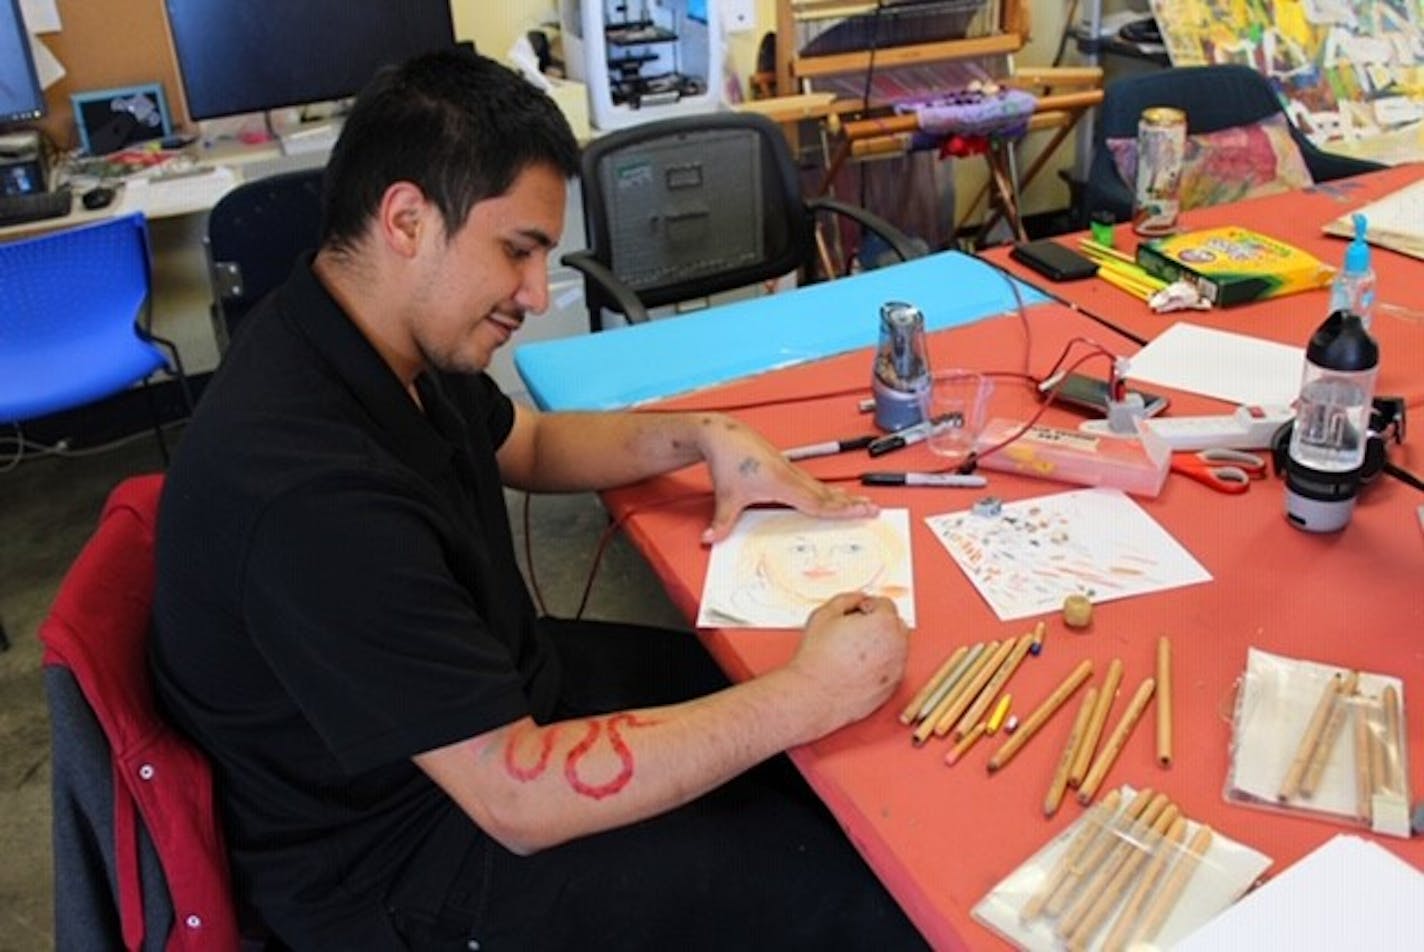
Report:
1063,594,1093,628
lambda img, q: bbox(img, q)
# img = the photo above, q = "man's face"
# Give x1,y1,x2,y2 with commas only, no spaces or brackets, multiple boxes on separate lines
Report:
407,163,566,375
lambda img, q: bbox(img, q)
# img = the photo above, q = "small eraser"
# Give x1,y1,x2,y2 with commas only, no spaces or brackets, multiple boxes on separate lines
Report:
1005,715,1020,734
1062,594,1093,629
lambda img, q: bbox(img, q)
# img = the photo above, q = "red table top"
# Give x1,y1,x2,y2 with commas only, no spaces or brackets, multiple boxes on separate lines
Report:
598,301,1424,949
982,163,1424,411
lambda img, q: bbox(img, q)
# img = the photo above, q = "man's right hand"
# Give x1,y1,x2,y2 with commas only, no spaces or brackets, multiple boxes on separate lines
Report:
785,592,910,736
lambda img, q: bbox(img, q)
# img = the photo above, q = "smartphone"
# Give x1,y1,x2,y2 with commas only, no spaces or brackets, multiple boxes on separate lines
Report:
1042,373,1170,417
1009,239,1099,282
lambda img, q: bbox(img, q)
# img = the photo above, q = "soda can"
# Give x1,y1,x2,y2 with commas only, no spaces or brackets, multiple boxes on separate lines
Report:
1132,107,1187,236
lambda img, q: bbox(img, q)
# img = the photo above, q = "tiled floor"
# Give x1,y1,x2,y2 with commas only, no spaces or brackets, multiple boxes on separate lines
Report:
0,422,685,951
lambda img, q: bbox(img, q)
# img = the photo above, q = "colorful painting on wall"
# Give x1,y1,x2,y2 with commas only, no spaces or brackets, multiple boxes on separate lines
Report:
1151,0,1424,164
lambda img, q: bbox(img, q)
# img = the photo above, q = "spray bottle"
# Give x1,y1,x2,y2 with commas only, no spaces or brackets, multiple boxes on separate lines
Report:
1328,213,1376,330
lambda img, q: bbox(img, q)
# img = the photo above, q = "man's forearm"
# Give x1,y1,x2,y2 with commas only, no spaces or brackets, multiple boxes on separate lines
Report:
510,409,727,492
418,666,834,854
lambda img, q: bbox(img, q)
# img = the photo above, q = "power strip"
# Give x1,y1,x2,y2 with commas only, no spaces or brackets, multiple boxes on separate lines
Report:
1080,404,1294,451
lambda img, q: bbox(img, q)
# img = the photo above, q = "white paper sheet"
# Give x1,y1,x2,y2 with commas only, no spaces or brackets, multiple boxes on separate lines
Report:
20,0,61,34
697,509,915,629
1175,835,1424,951
1125,323,1305,407
925,488,1211,622
973,784,1273,951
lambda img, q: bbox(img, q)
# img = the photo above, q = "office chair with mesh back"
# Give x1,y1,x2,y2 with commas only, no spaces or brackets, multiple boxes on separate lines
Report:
0,212,193,462
1085,64,1384,222
563,111,924,332
206,167,326,350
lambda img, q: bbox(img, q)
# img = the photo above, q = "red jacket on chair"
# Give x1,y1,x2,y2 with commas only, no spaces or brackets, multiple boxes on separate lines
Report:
40,474,240,952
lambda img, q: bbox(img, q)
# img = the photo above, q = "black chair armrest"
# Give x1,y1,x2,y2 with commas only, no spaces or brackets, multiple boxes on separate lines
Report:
560,251,650,327
1298,141,1386,184
806,197,925,264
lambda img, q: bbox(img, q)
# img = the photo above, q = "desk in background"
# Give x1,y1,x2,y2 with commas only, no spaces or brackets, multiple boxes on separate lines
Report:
982,163,1424,408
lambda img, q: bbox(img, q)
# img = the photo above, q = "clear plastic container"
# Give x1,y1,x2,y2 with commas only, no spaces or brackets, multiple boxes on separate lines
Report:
973,418,1172,498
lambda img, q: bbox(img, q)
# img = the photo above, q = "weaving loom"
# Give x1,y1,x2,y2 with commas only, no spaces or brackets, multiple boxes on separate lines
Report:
762,0,1102,244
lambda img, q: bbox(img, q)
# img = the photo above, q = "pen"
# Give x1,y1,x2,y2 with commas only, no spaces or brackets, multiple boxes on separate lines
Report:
866,416,941,457
860,472,988,488
782,435,875,461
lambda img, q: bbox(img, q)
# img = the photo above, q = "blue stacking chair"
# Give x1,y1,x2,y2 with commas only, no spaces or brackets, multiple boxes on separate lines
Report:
0,212,192,463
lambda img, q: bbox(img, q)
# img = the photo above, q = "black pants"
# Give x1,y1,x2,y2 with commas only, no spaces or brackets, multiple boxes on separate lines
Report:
393,618,927,951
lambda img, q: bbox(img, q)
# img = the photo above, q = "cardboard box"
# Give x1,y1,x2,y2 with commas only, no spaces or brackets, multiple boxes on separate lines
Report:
1136,226,1335,307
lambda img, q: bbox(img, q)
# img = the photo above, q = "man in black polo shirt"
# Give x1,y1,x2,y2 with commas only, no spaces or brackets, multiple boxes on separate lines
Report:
153,51,923,950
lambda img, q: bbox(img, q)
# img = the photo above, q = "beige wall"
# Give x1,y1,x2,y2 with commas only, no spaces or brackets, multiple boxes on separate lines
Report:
460,1,1080,225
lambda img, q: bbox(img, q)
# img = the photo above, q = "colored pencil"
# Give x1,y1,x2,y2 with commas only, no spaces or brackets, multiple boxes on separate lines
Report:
1064,800,1180,947
954,631,1034,739
1301,670,1359,797
1133,825,1214,945
1353,687,1373,823
988,659,1094,772
1279,671,1343,801
1020,789,1125,923
1045,686,1098,817
1157,636,1173,767
1042,788,1156,919
1101,816,1188,952
1077,677,1157,804
898,644,968,725
935,637,1016,738
945,721,987,766
1070,658,1122,787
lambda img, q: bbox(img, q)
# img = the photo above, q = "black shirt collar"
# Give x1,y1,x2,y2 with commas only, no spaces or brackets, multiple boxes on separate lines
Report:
275,255,454,478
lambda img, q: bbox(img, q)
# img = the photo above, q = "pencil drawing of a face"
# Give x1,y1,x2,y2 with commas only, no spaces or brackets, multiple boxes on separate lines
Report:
741,515,907,606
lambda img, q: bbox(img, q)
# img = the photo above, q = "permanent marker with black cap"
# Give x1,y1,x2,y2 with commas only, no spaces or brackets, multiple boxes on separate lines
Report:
861,472,988,488
782,435,876,461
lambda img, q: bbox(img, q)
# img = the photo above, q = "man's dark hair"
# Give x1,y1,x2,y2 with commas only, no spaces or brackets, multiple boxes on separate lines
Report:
321,49,580,251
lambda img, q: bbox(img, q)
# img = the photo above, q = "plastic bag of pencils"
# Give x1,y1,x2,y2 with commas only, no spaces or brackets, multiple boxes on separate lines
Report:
1224,647,1413,838
972,784,1270,951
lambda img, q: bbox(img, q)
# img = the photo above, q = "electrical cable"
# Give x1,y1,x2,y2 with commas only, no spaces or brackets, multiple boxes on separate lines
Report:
1383,461,1424,492
0,420,190,473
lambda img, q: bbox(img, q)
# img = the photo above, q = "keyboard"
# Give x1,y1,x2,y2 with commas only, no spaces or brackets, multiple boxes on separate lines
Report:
0,187,73,227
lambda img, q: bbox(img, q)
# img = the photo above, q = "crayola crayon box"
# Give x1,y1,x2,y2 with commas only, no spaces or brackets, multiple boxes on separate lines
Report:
1135,226,1335,307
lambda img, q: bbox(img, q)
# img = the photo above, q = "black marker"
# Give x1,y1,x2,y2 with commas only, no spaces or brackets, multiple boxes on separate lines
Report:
782,435,876,461
861,472,988,488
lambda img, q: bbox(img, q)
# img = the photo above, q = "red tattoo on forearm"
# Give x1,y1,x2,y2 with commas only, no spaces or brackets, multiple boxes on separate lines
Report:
502,724,559,781
564,713,660,800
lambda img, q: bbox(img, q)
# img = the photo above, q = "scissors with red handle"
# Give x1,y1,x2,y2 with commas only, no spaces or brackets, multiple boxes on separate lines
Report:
1170,448,1268,494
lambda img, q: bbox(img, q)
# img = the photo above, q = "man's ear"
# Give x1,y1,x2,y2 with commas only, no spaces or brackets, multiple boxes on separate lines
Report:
377,182,430,257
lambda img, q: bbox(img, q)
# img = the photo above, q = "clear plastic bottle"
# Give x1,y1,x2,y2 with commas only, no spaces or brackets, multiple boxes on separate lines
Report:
1327,213,1376,331
1284,310,1379,531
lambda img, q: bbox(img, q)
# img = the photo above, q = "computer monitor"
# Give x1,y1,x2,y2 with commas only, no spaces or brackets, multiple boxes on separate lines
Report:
0,0,45,124
163,0,457,121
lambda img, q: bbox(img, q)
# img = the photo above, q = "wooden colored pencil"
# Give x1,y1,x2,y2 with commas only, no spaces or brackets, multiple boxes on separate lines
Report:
898,644,968,725
1101,816,1188,952
1301,670,1360,797
1045,686,1098,817
1156,636,1173,767
1042,788,1156,919
915,642,981,723
1065,801,1181,948
1077,677,1157,804
1020,789,1125,923
1353,686,1373,823
1382,684,1402,792
912,641,991,745
1070,658,1122,787
945,721,987,766
988,659,1094,772
1056,794,1171,938
1369,697,1389,799
932,638,1011,738
1133,825,1214,945
1279,670,1343,801
954,631,1034,739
